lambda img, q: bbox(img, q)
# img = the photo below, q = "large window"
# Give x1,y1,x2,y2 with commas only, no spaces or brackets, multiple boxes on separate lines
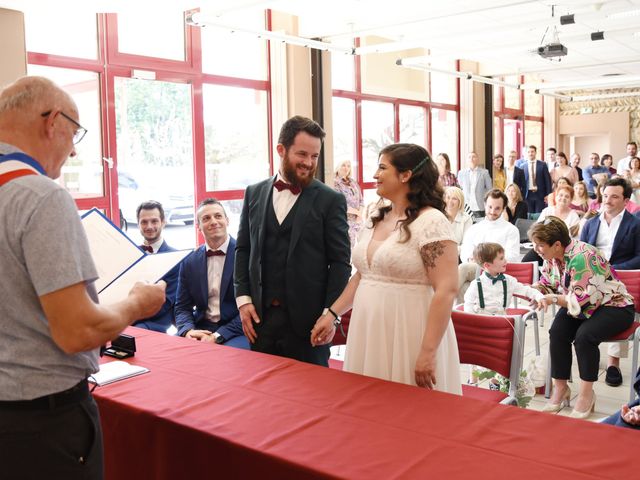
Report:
493,75,544,157
332,49,459,195
25,10,272,245
203,84,269,191
27,65,104,198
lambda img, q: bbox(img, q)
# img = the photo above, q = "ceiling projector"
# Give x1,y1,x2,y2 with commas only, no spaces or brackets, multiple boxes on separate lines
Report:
537,43,568,58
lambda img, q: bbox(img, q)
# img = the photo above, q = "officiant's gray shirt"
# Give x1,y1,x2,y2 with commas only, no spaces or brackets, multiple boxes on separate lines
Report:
0,143,99,401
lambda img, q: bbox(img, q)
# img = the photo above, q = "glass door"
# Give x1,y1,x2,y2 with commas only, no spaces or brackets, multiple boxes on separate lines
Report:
114,77,195,249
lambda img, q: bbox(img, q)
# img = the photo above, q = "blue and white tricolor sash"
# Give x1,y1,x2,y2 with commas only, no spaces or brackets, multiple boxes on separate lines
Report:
0,152,45,187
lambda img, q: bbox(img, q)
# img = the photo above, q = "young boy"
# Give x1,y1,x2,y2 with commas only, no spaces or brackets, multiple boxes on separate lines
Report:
463,242,543,387
464,242,543,315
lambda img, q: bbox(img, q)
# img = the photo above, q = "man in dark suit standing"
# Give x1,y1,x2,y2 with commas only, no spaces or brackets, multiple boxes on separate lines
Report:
134,200,179,332
580,177,640,387
175,198,247,348
234,115,351,366
520,145,552,215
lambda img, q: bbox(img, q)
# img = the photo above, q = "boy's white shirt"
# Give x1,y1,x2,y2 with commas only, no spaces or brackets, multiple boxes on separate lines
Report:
463,271,543,314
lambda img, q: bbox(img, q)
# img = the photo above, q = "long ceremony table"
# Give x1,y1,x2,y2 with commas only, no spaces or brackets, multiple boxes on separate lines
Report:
93,327,635,479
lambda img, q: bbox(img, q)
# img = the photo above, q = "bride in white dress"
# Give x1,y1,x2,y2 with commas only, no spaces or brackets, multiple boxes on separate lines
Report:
311,144,461,394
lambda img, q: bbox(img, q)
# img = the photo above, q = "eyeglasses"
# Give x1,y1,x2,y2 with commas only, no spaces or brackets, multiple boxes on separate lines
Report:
41,110,88,145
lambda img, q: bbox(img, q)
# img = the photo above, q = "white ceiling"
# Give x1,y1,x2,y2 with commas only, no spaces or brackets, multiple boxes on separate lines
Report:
3,0,640,92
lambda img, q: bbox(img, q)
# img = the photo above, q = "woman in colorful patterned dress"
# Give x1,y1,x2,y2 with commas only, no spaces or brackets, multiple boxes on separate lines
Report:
333,160,364,248
529,217,635,420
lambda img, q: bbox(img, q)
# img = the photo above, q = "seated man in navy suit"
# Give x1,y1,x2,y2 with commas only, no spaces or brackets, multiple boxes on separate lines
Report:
175,198,248,348
134,200,179,332
580,177,640,387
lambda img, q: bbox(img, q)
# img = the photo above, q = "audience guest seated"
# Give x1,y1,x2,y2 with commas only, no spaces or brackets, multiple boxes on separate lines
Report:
580,177,640,387
458,189,520,301
547,176,571,207
570,152,583,181
570,181,590,217
602,367,640,429
444,186,473,257
333,159,364,248
437,152,459,187
584,153,611,198
616,141,637,175
601,154,616,175
589,181,640,214
622,156,640,204
521,145,552,215
538,185,581,237
504,150,526,195
492,154,506,191
312,144,462,393
175,199,248,348
545,147,557,172
134,200,179,333
457,151,492,220
464,242,543,315
530,217,635,420
550,152,579,186
503,183,528,224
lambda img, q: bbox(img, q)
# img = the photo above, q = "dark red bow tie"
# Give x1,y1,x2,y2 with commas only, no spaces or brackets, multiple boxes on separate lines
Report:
206,249,225,257
141,245,153,253
273,179,301,195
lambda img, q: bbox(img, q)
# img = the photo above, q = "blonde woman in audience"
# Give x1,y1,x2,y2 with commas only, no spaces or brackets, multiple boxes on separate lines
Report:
551,152,579,186
538,184,581,237
502,183,528,224
333,160,364,248
492,154,506,191
444,186,473,256
570,181,590,217
436,152,459,187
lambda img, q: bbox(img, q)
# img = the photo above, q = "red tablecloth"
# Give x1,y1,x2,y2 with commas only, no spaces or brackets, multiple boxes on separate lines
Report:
93,327,636,480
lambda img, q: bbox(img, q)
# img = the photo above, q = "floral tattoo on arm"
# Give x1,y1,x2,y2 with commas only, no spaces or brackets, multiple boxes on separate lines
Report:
420,241,445,269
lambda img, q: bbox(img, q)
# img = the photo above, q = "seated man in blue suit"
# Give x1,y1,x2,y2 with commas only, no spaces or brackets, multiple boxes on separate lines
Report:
602,367,640,429
134,200,179,332
175,198,248,349
580,177,640,387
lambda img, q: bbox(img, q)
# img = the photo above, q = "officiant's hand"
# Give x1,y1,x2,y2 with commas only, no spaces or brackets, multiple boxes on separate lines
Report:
129,280,166,319
310,314,336,346
415,349,437,389
185,329,213,341
239,303,260,343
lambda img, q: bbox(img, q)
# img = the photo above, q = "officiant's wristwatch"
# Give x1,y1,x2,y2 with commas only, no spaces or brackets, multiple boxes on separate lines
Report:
323,307,341,327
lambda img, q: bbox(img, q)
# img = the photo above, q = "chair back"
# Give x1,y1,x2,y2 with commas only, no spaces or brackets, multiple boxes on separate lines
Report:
452,306,525,400
515,218,536,243
615,270,640,315
505,262,538,285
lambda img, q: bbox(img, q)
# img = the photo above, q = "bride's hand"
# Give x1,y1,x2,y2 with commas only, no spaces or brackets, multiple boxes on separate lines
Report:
310,314,336,346
415,350,437,389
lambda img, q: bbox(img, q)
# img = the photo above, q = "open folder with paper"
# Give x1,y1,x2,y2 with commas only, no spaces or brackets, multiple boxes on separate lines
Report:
81,208,192,305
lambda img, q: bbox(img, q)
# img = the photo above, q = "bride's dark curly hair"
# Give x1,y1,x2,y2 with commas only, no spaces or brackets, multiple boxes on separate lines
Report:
372,143,445,243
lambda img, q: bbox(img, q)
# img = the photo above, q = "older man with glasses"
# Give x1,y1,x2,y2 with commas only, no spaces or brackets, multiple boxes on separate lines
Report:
0,76,165,479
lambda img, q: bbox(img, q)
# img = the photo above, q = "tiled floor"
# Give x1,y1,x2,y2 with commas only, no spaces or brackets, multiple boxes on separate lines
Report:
330,314,636,423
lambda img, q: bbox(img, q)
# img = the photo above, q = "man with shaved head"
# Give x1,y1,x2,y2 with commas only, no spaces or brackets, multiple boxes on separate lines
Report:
0,76,165,478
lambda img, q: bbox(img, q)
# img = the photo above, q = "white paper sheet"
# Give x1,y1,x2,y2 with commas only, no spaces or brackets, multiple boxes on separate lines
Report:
89,361,149,386
81,210,144,292
98,249,191,305
81,209,192,304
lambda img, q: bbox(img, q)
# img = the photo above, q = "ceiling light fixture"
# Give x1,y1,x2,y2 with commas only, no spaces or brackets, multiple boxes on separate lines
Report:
607,9,640,20
185,11,355,55
591,31,605,41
